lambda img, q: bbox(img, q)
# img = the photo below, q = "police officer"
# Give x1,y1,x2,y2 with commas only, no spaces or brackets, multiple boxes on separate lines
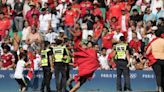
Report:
53,39,69,92
40,41,54,92
114,36,132,91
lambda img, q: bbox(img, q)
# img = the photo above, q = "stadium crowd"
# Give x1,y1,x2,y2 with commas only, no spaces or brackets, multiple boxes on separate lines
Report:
0,0,163,70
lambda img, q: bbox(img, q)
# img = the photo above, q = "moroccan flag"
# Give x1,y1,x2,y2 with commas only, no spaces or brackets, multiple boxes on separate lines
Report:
107,51,116,68
73,47,100,82
145,37,158,66
26,51,35,80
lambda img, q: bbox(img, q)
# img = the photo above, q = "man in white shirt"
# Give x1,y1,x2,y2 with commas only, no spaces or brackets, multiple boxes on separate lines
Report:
98,48,110,70
39,8,51,35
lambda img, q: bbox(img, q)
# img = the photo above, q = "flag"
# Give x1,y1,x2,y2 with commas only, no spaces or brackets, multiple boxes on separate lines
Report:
107,51,116,68
73,47,100,82
145,37,158,66
26,51,35,80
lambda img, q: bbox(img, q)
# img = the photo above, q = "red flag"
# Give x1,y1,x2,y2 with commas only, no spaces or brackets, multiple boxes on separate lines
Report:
26,51,35,80
145,38,158,66
107,51,116,68
73,47,100,82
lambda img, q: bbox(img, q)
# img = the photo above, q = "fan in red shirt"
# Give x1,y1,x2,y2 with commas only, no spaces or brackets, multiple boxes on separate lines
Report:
93,17,104,42
64,5,76,27
92,2,102,18
0,12,10,41
26,2,40,26
106,0,122,20
0,44,15,70
129,32,141,53
102,27,114,51
80,0,93,17
71,0,81,20
109,16,119,32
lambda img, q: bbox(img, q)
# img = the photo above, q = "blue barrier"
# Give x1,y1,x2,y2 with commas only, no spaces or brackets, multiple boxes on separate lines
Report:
0,70,157,92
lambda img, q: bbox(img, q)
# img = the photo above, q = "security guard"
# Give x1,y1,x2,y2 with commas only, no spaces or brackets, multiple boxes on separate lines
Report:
53,39,69,92
40,41,54,92
113,36,132,91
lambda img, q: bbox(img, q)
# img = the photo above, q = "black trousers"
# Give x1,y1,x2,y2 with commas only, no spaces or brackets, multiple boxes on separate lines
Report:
41,67,52,92
152,59,164,90
15,78,27,88
54,62,67,92
116,60,131,91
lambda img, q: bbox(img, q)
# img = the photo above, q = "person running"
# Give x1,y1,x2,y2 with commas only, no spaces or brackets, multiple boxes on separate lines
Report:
14,51,30,92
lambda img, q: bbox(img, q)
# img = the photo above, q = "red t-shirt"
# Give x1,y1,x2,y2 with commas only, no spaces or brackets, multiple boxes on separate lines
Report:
93,22,103,40
1,52,15,68
129,39,141,52
93,8,102,17
64,10,76,26
102,33,114,49
0,18,10,37
26,9,40,26
80,1,93,17
109,4,122,19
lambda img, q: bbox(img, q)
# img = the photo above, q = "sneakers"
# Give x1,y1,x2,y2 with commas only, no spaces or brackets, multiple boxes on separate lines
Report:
21,87,26,92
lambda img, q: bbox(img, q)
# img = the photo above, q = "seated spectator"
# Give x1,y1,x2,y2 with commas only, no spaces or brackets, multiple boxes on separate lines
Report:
143,7,156,23
129,32,141,53
0,44,15,70
98,47,110,70
26,26,43,47
130,9,143,22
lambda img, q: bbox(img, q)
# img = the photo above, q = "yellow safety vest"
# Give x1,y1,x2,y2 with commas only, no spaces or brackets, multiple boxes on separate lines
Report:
63,46,71,63
41,49,50,66
115,43,127,60
53,46,65,62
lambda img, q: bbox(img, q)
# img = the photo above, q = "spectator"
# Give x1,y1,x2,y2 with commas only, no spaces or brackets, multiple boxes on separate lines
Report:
23,0,31,18
39,8,51,35
130,9,143,22
51,8,60,33
150,0,163,15
156,7,164,21
102,27,114,54
113,26,124,43
14,0,24,32
0,11,10,41
80,0,93,17
92,1,102,18
0,44,15,70
143,7,156,23
98,47,110,70
26,2,40,26
129,32,141,53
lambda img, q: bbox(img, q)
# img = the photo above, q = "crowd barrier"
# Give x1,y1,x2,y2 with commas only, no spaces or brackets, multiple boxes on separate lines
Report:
0,70,157,92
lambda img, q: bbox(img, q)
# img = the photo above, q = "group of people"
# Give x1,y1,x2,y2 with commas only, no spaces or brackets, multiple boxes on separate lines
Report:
0,0,164,92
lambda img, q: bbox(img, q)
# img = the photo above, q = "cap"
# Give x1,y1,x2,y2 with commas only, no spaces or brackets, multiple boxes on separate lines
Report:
59,29,65,33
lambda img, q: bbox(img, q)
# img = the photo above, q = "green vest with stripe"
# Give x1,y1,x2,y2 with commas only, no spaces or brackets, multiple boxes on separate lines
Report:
115,43,128,60
41,49,50,66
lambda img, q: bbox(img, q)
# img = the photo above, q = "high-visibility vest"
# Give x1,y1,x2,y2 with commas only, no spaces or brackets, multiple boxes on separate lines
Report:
53,46,65,62
41,49,50,66
63,46,71,63
115,43,128,60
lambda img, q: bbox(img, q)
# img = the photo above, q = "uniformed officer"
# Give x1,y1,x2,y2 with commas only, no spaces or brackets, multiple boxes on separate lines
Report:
113,36,132,91
53,39,69,92
40,41,54,92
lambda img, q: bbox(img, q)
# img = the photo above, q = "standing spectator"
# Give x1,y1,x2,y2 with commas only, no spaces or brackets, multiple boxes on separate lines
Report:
118,8,130,32
110,16,119,31
92,2,102,18
14,0,24,32
51,8,60,33
26,2,40,26
80,0,93,17
56,0,67,17
0,11,10,41
113,26,124,43
39,8,51,35
23,0,31,18
102,27,114,54
98,47,110,70
155,7,164,21
0,44,15,70
150,0,163,15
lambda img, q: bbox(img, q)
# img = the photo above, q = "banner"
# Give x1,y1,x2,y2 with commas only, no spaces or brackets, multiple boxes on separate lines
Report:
0,70,157,92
